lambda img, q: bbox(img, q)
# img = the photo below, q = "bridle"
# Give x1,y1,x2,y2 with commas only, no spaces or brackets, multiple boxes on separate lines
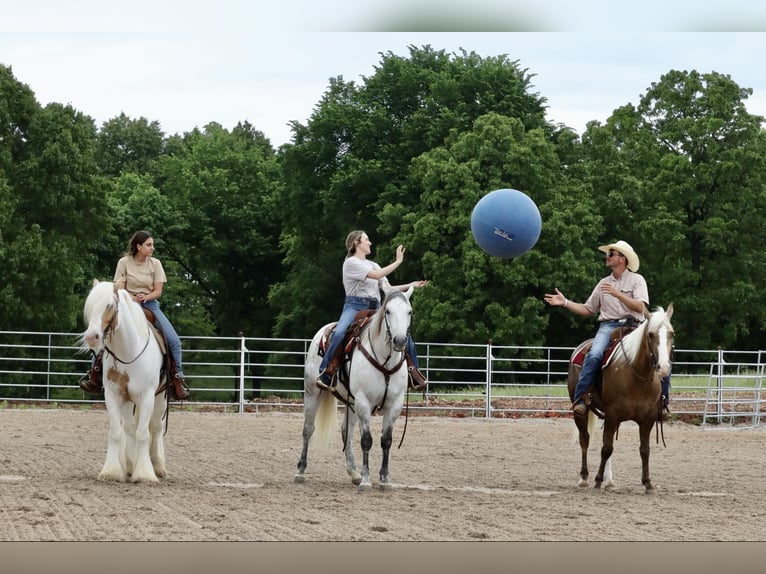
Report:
618,317,673,381
355,293,410,411
102,294,152,365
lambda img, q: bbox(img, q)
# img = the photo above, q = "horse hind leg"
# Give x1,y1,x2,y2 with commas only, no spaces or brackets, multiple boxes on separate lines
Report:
594,420,617,490
574,411,593,487
343,407,361,486
149,395,167,479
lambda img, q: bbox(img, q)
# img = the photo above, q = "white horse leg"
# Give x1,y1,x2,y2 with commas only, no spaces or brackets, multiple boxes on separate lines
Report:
343,406,361,485
99,391,128,482
129,393,159,483
149,393,167,478
121,402,136,476
295,389,318,483
603,457,615,490
356,404,374,491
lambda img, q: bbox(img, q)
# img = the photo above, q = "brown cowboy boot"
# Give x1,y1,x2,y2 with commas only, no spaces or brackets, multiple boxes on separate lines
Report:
405,353,427,390
170,373,190,400
316,357,340,390
79,353,104,395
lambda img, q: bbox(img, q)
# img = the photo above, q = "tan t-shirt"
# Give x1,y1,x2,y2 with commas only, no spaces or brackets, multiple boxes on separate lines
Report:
113,256,167,295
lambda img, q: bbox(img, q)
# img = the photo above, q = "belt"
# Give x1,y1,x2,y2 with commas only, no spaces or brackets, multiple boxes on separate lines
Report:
602,317,640,327
346,296,379,309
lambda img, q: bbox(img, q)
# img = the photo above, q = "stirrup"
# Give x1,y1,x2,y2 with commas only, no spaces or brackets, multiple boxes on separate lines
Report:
316,371,335,391
407,366,427,390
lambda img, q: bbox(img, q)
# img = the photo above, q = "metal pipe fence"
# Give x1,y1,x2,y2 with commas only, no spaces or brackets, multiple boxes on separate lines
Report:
0,331,763,427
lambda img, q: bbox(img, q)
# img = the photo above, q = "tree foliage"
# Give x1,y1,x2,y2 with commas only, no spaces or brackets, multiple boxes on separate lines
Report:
1,56,765,357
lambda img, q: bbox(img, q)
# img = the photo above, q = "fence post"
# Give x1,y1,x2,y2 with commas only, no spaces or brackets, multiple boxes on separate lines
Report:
485,339,492,418
238,333,247,414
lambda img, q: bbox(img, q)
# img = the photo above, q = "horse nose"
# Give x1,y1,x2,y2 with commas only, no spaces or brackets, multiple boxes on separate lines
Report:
85,332,100,347
392,335,407,351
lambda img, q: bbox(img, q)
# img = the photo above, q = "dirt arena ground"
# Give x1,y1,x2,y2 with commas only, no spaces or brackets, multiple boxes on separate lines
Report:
1,408,764,542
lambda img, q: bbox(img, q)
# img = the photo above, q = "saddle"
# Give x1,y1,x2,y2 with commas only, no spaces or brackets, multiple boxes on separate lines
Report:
318,310,375,390
571,325,636,368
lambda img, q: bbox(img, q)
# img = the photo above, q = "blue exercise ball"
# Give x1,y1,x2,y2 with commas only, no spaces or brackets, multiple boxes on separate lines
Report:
470,188,542,258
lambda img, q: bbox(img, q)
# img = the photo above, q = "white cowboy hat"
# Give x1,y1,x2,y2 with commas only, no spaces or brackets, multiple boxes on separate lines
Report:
598,240,640,272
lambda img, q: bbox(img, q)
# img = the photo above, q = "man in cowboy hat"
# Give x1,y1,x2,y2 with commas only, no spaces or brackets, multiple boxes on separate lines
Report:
544,240,671,420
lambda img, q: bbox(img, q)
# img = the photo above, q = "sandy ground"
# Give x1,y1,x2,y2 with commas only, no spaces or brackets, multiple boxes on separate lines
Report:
1,408,765,542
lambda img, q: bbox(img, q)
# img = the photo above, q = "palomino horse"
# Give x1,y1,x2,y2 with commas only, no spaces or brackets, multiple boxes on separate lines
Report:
295,286,415,490
80,280,167,483
567,305,674,493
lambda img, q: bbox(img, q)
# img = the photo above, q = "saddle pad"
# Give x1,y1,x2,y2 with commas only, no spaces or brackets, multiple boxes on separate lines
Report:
572,326,634,369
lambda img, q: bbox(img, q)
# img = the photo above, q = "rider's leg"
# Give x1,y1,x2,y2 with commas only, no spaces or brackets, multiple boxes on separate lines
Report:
316,304,363,389
404,336,427,390
660,371,671,421
143,300,189,400
572,322,616,415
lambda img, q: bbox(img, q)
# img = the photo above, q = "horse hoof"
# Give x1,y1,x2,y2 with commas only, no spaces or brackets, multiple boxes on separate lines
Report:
577,479,588,488
358,482,372,491
348,470,362,485
294,474,305,484
379,482,393,492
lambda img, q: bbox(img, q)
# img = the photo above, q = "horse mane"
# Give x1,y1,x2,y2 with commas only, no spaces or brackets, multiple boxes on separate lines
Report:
611,307,668,366
370,290,408,339
83,281,116,323
83,280,146,332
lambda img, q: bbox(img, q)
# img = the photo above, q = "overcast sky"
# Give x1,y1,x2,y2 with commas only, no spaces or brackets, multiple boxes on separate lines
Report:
2,3,765,147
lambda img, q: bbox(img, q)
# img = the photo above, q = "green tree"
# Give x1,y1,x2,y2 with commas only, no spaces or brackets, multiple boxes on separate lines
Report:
584,70,766,349
271,45,550,340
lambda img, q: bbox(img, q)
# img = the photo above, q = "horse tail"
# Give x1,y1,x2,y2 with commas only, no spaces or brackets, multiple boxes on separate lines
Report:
311,390,338,450
570,410,599,445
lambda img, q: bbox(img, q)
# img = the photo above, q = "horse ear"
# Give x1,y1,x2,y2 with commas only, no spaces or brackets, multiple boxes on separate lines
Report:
665,303,673,320
404,284,414,300
92,278,99,287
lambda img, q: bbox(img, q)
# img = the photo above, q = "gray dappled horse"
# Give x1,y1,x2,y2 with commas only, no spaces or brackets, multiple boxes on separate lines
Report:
295,287,415,490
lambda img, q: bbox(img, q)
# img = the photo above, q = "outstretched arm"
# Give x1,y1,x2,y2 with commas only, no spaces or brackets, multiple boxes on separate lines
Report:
544,287,593,317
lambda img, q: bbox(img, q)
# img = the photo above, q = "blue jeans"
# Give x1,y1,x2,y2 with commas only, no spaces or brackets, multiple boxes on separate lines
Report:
142,299,184,377
572,320,622,404
318,296,420,373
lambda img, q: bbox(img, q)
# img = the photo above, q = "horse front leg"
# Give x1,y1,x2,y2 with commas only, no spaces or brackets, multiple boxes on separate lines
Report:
379,425,394,491
99,392,128,482
129,393,159,483
639,421,654,493
358,418,374,490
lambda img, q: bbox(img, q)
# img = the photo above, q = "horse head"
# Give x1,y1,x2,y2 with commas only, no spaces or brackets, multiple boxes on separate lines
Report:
81,280,119,353
644,304,675,378
379,288,414,352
